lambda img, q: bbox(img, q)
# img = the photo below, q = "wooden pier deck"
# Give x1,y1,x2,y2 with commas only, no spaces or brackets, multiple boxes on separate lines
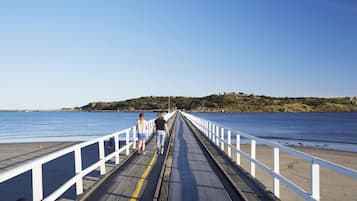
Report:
79,113,276,201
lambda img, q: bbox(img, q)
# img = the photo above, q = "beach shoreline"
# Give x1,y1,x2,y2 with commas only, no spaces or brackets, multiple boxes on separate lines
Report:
232,144,357,201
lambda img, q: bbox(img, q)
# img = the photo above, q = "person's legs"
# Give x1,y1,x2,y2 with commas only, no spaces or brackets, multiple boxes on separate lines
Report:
138,140,142,153
156,132,160,152
160,133,165,154
142,137,146,155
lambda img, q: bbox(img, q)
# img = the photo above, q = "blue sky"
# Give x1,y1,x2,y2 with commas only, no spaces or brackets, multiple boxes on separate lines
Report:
1,0,356,109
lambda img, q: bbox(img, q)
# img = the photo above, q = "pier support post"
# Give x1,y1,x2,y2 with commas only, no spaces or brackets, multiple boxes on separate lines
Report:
212,124,215,142
74,146,83,195
114,134,119,164
216,126,219,146
311,161,320,201
273,147,280,198
208,122,211,139
126,130,130,155
32,164,43,201
99,139,105,175
227,130,231,158
250,139,256,178
148,121,151,138
133,126,137,149
236,134,240,165
205,121,209,136
221,127,224,151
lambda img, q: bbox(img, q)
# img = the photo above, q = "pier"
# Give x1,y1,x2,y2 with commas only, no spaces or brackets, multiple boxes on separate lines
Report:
0,111,356,201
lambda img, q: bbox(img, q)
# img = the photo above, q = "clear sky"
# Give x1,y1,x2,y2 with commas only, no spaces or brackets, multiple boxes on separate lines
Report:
1,0,356,109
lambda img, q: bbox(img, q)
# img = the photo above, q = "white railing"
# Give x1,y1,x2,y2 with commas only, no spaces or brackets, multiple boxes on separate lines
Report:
0,111,175,201
181,111,357,201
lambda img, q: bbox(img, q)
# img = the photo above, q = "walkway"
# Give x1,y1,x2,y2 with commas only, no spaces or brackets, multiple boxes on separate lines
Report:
168,116,231,201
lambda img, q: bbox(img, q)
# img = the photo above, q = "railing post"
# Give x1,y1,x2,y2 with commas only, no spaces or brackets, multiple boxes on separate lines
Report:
212,123,215,142
205,121,208,136
210,122,213,140
311,161,320,201
236,134,240,165
207,121,209,137
126,130,130,155
32,164,43,201
133,126,137,149
201,119,204,132
216,125,219,146
114,134,119,164
74,146,83,195
273,147,280,198
146,123,149,139
147,122,151,138
220,127,224,151
250,139,256,178
99,139,105,175
227,130,231,158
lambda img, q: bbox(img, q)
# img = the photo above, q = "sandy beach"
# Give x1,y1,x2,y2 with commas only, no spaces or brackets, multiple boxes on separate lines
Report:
0,142,78,172
229,145,357,201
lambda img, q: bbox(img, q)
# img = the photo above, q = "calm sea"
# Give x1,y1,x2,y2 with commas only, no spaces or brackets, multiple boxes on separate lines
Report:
194,112,357,152
0,112,157,143
0,112,356,152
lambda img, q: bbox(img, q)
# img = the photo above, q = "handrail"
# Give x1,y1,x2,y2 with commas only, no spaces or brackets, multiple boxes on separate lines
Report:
0,111,176,201
180,111,357,201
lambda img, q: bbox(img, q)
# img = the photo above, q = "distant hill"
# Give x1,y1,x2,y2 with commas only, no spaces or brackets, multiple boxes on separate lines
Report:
80,93,357,112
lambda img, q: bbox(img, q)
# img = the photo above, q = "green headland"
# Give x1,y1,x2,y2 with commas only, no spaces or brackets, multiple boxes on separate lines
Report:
80,92,357,112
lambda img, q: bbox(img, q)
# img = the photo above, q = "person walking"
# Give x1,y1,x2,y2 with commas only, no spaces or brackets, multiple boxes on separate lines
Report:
136,113,148,155
154,112,169,155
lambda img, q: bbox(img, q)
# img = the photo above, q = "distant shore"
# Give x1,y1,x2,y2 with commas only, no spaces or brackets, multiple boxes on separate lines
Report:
79,93,357,112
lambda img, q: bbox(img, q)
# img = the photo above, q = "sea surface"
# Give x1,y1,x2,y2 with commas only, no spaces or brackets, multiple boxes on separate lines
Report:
194,112,357,152
0,112,157,143
0,112,356,152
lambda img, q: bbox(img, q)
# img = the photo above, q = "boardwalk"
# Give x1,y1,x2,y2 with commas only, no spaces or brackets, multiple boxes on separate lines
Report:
168,116,231,201
81,113,269,201
84,139,160,201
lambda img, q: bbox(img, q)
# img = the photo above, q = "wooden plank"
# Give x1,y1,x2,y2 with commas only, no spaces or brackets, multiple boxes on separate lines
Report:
168,116,231,201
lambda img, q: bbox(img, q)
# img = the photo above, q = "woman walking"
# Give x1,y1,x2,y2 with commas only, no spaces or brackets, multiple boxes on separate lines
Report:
154,112,169,155
136,113,148,155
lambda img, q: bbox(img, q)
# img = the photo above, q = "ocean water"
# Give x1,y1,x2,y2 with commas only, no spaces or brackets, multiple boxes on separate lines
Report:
0,112,157,143
1,112,356,152
194,112,357,152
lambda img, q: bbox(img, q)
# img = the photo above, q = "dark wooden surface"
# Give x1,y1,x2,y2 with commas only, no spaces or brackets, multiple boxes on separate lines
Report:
168,116,231,201
183,115,279,201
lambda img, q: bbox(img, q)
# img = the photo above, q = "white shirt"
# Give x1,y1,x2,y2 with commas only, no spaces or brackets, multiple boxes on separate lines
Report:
136,120,148,134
